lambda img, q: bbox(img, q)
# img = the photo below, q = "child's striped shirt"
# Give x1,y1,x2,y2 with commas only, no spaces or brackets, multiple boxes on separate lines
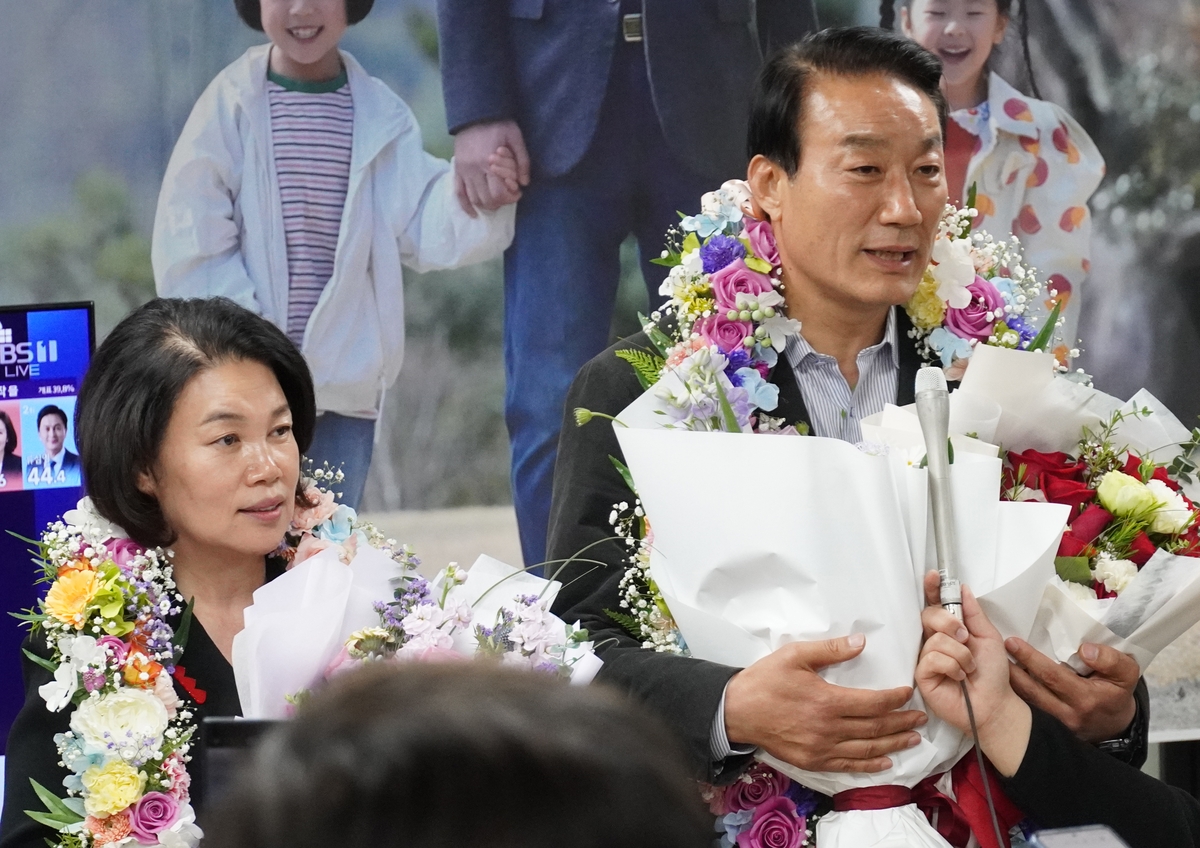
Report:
267,67,354,348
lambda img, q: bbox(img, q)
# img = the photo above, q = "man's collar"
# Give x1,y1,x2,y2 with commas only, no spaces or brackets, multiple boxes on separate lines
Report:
784,306,898,369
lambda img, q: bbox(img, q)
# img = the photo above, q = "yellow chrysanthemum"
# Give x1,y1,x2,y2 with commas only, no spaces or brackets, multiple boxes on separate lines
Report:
905,270,946,331
44,569,101,629
80,760,145,818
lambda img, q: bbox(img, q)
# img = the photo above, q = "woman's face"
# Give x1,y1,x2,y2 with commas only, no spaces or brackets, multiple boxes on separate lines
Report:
139,359,300,561
901,0,1008,96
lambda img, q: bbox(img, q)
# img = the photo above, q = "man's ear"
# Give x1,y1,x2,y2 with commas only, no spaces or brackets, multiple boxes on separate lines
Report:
746,154,786,222
898,6,913,37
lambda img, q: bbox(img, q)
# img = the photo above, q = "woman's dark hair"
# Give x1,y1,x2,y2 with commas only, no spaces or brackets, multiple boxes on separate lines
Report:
205,664,713,848
748,26,948,177
881,0,1041,99
234,0,374,30
0,410,17,460
76,297,316,548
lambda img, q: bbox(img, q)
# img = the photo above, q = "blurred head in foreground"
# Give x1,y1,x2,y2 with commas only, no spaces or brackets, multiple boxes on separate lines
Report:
205,663,712,848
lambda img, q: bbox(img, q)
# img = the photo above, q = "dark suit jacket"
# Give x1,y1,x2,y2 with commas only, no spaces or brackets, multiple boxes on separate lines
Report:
437,0,819,180
26,451,79,472
0,612,247,848
547,310,922,781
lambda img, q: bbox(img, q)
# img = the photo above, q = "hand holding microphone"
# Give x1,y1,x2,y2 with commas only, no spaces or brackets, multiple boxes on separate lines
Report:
915,366,962,621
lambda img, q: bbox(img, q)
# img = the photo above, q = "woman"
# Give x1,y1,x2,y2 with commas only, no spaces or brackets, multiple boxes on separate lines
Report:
0,297,317,848
917,574,1200,847
0,409,21,489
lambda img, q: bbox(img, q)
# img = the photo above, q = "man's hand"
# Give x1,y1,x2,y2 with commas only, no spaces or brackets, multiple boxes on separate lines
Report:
453,119,530,217
723,635,927,773
1005,635,1139,743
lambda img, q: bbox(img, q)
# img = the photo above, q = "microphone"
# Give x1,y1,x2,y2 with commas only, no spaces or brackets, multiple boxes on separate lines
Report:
915,366,963,621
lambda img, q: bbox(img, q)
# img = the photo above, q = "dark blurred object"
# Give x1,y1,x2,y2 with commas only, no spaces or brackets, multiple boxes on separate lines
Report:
191,718,277,816
203,663,712,848
1162,740,1200,803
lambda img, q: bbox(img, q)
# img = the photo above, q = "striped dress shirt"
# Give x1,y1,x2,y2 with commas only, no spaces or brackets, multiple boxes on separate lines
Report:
267,68,354,347
783,308,900,443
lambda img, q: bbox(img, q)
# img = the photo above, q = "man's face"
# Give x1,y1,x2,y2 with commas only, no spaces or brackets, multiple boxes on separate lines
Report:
39,413,65,456
752,73,947,314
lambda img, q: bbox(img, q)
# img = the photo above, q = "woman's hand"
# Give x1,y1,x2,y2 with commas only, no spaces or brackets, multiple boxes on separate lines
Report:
916,572,1032,777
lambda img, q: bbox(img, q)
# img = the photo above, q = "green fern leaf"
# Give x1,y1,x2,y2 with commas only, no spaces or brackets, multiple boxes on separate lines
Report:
604,608,642,639
615,348,665,390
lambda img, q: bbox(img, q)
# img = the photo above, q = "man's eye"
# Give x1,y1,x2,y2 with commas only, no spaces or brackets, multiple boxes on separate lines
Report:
853,165,880,175
919,165,942,177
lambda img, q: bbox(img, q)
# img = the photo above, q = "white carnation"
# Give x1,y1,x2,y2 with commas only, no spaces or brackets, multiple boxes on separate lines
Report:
1059,578,1098,604
1146,479,1194,535
1093,553,1139,595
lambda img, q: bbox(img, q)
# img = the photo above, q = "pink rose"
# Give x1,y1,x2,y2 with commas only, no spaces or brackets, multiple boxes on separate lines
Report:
105,538,145,568
743,219,780,267
162,754,191,801
291,534,335,569
324,647,358,678
736,796,804,848
710,259,775,311
943,275,1005,343
693,314,753,354
128,792,179,842
292,485,337,532
96,635,129,666
723,764,791,812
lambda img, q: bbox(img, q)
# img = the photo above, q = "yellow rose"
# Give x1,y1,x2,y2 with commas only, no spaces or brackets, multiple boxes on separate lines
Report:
44,569,100,629
80,760,145,818
906,271,946,331
1096,471,1158,518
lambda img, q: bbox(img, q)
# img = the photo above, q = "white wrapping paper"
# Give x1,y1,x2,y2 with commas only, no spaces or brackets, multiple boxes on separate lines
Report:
958,345,1200,671
233,544,400,719
612,386,1067,847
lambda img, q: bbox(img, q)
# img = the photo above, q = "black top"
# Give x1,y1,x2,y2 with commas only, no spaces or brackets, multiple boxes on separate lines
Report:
0,559,284,848
1004,708,1200,847
546,314,921,782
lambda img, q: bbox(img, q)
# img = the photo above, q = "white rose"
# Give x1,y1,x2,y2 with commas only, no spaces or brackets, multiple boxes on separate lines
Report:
71,688,170,756
153,670,181,719
1146,479,1194,535
1093,553,1139,595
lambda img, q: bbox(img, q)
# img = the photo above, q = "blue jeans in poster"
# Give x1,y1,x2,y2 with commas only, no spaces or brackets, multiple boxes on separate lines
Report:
305,412,376,511
503,39,715,570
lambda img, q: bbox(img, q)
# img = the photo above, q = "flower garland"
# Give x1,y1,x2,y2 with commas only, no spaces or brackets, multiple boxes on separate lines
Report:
19,499,201,848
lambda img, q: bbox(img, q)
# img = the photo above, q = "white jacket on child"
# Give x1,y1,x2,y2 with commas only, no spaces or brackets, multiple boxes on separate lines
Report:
953,72,1104,351
152,44,514,417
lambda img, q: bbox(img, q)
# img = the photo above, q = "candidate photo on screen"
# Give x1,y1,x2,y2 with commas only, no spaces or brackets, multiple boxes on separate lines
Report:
0,402,22,491
21,399,80,489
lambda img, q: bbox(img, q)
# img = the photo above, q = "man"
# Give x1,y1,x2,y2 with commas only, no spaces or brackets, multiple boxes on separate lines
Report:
549,28,1147,785
437,0,819,568
26,405,80,486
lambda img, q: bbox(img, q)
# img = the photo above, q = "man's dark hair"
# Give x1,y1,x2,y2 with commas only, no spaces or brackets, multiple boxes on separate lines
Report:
36,405,67,431
0,410,17,460
748,26,948,176
76,297,316,548
234,0,375,30
205,664,712,848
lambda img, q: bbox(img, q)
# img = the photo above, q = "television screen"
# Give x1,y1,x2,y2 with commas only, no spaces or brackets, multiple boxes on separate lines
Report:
0,301,94,754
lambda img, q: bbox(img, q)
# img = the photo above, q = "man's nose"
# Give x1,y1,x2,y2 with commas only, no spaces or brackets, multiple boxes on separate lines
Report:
879,175,923,227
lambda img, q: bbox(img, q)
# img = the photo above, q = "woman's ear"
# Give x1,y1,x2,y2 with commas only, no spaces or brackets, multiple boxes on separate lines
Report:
135,467,157,497
898,5,913,37
746,154,785,222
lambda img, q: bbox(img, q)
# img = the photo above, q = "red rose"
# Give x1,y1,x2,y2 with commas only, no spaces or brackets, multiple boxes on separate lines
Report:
1121,454,1145,480
1128,531,1157,567
1008,449,1085,489
1094,580,1117,600
1043,477,1096,519
1152,465,1182,492
1057,533,1091,558
1070,504,1113,544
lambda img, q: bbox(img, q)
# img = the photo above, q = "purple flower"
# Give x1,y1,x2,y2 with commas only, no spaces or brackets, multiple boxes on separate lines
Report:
128,791,179,842
82,670,107,693
735,796,804,848
1006,314,1037,346
943,275,1006,343
724,764,791,812
701,234,747,274
710,260,775,312
784,782,820,818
